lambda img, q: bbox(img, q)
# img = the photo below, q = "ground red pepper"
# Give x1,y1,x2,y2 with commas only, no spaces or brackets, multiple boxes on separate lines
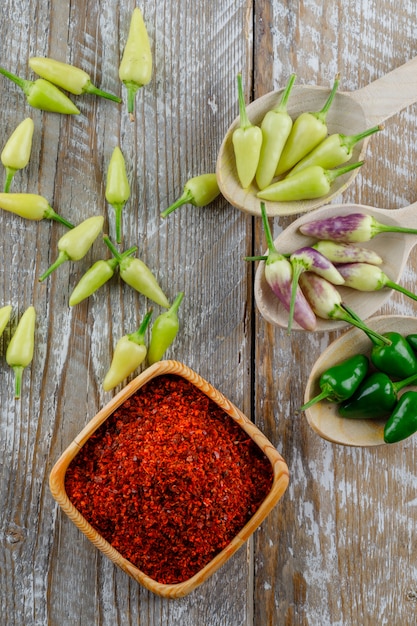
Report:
65,374,273,584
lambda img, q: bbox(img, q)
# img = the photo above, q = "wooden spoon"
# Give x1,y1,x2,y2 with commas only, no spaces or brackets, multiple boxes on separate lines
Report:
254,201,417,331
303,315,417,447
217,56,417,217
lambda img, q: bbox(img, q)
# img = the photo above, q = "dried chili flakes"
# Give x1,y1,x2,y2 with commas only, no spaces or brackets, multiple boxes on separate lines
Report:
65,374,273,584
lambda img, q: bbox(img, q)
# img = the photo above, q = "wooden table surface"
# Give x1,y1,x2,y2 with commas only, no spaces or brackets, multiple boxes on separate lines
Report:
2,1,417,624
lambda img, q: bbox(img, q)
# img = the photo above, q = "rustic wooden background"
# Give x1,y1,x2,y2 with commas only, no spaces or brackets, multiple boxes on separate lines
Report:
1,0,417,624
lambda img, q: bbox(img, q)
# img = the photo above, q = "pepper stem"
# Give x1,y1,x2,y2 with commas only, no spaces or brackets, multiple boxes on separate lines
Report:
43,206,74,229
13,365,24,399
103,235,122,261
325,160,364,184
0,66,31,96
385,279,417,303
123,81,140,121
274,73,296,113
83,82,122,103
38,250,70,282
4,168,16,193
244,255,268,261
127,309,153,345
168,291,185,314
315,73,340,122
300,388,332,411
394,372,417,393
340,124,384,152
161,189,193,218
237,73,251,130
340,303,392,345
260,202,282,264
111,202,124,243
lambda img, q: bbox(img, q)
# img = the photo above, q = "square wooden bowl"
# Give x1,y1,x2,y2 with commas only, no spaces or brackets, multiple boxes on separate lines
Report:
49,360,289,598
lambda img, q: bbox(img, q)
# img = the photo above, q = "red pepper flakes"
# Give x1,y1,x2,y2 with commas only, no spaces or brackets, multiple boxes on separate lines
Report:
65,374,273,584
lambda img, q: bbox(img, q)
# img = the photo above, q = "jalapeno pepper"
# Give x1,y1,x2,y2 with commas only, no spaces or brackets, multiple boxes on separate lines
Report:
232,73,263,189
103,310,153,391
0,192,74,228
369,332,417,379
29,57,121,102
6,305,36,399
147,291,184,364
384,391,417,444
301,354,369,411
0,66,80,114
161,174,220,218
1,118,34,192
339,370,417,419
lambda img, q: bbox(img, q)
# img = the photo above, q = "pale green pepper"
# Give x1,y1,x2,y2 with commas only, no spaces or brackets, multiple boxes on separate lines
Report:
0,192,74,228
6,305,36,399
103,310,153,391
161,174,220,218
1,118,34,192
105,146,130,243
0,304,12,337
29,57,121,102
147,291,184,364
232,73,262,189
39,215,104,282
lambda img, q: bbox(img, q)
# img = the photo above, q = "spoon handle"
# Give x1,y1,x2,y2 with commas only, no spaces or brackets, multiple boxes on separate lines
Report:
382,202,417,230
348,56,417,125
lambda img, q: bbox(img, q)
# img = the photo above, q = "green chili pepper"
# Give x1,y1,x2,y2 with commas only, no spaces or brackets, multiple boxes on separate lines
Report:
257,161,363,202
288,124,383,176
0,304,12,337
0,192,74,228
69,245,137,306
105,146,130,243
103,309,153,391
39,215,104,282
29,57,121,102
0,66,80,114
148,291,184,364
232,73,263,189
406,334,417,353
1,118,34,192
301,354,369,411
255,73,296,190
6,305,36,399
369,332,417,379
119,7,152,120
275,75,340,176
339,370,417,419
103,235,170,308
161,173,220,218
384,390,417,443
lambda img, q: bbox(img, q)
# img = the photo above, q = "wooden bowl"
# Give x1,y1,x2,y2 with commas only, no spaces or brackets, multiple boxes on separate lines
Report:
303,316,417,447
49,360,289,598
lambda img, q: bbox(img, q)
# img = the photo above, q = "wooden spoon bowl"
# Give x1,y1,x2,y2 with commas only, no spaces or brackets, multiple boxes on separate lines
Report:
217,57,417,217
303,315,417,447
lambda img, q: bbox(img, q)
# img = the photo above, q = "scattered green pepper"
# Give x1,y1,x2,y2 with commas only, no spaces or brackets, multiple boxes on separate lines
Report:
0,304,12,337
1,118,34,192
29,57,122,102
339,370,417,419
6,305,36,399
103,235,170,307
0,66,80,114
39,215,104,282
103,309,153,391
255,73,296,190
147,291,184,364
301,354,369,411
105,146,131,243
0,192,74,228
232,73,263,189
257,161,363,202
384,391,417,443
119,7,152,120
161,173,220,218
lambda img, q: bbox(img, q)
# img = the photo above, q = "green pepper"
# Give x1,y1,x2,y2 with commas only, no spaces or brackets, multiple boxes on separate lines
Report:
103,309,153,391
119,7,152,120
255,73,296,190
275,74,340,176
339,370,417,419
257,161,363,202
0,304,12,337
148,291,184,364
406,334,417,353
29,57,121,102
105,146,131,243
0,66,80,114
69,245,137,306
232,73,263,189
103,235,170,308
161,173,220,218
384,391,417,443
1,118,34,192
39,215,104,282
301,354,369,411
288,124,383,176
0,192,74,228
6,305,36,399
369,332,417,379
